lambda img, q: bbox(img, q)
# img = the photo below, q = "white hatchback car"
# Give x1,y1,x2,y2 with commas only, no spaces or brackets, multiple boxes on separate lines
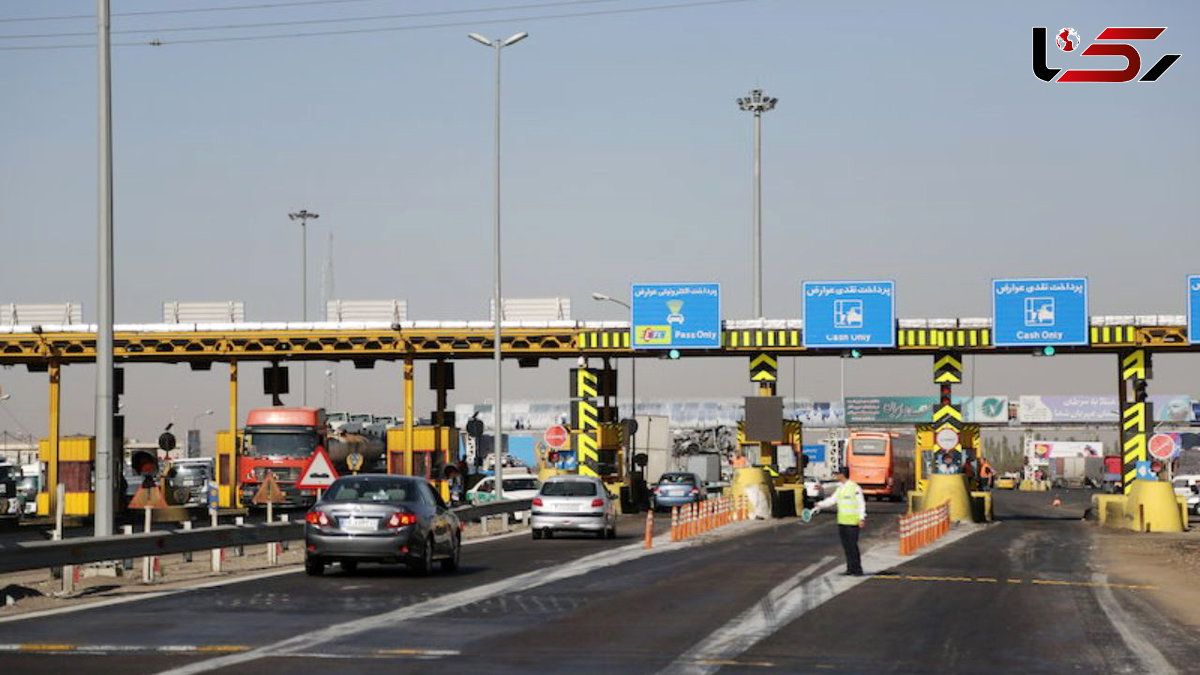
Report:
530,475,617,539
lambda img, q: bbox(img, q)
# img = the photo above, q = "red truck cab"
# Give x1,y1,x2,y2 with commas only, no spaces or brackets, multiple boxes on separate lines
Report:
239,407,327,506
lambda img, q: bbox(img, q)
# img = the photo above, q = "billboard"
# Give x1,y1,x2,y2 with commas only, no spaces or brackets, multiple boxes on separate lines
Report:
845,396,1009,425
992,278,1089,347
631,283,721,350
802,281,896,348
1018,395,1196,423
1030,441,1104,460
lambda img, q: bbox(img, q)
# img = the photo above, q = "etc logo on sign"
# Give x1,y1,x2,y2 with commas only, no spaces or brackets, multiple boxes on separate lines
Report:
1033,26,1181,82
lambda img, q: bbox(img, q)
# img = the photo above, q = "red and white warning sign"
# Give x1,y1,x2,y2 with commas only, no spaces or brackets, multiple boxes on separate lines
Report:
1148,433,1177,461
296,447,340,490
544,425,570,449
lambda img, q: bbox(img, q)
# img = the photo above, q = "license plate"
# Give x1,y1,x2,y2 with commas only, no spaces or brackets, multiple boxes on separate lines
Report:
343,517,377,532
557,503,581,512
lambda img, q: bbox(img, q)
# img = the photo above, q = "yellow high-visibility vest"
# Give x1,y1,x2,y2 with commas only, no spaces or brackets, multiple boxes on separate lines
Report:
835,480,863,526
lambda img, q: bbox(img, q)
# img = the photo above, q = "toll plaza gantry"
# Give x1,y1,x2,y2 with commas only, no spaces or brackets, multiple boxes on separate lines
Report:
0,315,1195,514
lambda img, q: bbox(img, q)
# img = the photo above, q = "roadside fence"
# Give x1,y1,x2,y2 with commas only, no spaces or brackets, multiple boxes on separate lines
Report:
899,500,950,555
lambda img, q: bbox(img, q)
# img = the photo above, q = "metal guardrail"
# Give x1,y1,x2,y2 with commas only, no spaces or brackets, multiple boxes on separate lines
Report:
0,499,533,575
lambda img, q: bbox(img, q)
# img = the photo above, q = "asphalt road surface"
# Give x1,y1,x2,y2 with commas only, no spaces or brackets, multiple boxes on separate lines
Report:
1,492,1196,674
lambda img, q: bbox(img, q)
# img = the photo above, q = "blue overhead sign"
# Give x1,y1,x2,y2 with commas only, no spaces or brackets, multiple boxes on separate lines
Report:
992,277,1088,347
802,281,895,348
631,283,721,350
1189,275,1200,345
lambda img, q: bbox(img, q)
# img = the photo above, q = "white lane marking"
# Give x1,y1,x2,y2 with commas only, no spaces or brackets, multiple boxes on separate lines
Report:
659,523,989,675
0,527,529,626
1091,573,1177,675
156,536,695,675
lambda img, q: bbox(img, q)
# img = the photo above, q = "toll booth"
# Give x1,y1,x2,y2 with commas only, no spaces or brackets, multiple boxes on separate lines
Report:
216,429,243,509
387,426,455,501
37,436,95,517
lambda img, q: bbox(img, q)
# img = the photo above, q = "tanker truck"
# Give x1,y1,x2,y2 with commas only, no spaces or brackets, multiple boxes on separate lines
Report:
239,407,386,507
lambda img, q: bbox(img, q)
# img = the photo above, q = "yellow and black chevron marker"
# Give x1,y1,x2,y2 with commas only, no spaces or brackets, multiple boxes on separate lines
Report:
933,352,963,384
570,368,600,478
749,352,777,383
932,403,963,432
1118,349,1153,495
1120,349,1152,381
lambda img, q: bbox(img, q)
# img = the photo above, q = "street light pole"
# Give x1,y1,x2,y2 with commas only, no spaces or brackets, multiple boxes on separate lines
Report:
469,30,527,502
95,0,115,537
591,293,635,467
736,89,777,319
288,210,319,406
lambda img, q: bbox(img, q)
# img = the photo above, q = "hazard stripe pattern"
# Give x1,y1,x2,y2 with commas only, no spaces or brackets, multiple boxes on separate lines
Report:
577,331,631,350
933,352,963,384
897,329,990,348
749,352,777,382
570,368,601,478
1091,326,1137,345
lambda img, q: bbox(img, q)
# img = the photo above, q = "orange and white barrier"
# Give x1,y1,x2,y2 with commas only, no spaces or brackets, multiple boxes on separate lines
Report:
670,494,746,543
899,500,951,555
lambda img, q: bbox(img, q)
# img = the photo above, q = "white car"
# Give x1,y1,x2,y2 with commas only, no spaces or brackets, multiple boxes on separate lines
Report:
466,474,540,504
1173,475,1200,516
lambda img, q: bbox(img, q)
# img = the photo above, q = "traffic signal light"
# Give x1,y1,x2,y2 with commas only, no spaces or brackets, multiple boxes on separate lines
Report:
1132,378,1148,402
667,349,681,360
844,349,862,359
1033,346,1055,356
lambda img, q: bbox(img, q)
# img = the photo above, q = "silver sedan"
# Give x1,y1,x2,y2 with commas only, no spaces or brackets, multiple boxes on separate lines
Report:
304,474,461,576
530,475,617,539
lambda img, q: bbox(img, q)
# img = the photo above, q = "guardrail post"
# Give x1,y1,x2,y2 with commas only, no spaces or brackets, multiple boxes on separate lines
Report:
210,508,222,573
122,524,134,570
142,506,154,583
279,514,289,553
182,521,193,563
234,516,245,557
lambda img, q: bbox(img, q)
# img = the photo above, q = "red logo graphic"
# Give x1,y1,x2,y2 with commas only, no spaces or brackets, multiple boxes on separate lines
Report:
1056,27,1082,52
1033,26,1181,82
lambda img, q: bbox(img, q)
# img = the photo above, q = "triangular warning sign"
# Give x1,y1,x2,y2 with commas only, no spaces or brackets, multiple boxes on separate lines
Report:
129,485,169,510
252,471,286,504
296,447,340,490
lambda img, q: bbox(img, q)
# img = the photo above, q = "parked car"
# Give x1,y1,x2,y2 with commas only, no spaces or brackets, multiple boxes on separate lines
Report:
466,474,540,504
650,472,707,511
1172,475,1200,516
530,475,617,539
304,474,461,576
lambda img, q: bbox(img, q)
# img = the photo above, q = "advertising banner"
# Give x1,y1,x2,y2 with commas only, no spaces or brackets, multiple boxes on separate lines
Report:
1018,395,1196,423
845,396,1010,425
1030,441,1104,459
631,283,721,350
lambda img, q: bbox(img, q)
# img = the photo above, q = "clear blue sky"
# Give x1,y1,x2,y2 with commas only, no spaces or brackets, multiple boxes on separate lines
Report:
1,0,1197,443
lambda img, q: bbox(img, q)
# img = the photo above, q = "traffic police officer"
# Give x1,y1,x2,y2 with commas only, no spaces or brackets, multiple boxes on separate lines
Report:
814,466,866,576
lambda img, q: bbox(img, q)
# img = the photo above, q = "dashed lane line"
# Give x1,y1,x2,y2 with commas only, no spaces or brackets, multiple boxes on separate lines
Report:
869,574,1158,590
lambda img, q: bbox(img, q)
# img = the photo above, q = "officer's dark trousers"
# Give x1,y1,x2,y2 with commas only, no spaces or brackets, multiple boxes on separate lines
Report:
838,524,863,575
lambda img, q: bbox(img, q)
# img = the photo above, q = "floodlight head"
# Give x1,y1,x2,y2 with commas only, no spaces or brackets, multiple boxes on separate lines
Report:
468,33,492,46
0,394,10,401
591,292,610,301
502,32,529,47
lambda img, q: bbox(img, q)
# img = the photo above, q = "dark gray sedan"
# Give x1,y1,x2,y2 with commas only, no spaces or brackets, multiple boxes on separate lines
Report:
304,474,461,576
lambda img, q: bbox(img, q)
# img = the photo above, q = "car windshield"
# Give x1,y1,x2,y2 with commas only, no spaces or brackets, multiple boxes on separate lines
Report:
17,476,37,492
244,427,317,458
0,466,17,481
659,474,695,485
324,478,413,504
175,465,208,476
541,480,597,497
851,439,886,456
505,478,538,491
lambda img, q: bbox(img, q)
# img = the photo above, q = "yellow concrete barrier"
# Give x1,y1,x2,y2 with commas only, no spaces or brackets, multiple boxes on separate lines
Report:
1092,481,1186,533
1018,479,1049,492
916,474,973,523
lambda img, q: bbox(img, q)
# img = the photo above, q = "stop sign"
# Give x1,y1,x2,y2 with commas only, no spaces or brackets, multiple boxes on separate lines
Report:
544,425,569,449
1148,433,1176,461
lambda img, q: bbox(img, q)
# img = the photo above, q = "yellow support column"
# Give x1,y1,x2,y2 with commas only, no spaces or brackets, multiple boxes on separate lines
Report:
219,360,240,509
404,358,415,477
42,359,61,517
